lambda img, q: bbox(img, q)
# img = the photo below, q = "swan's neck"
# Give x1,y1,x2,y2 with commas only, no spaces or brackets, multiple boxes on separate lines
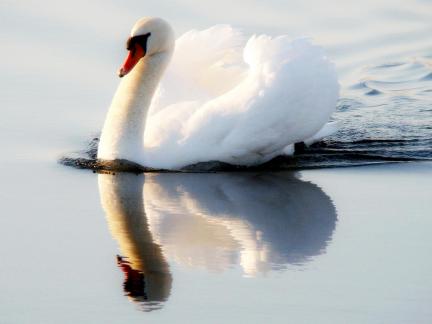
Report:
98,52,172,161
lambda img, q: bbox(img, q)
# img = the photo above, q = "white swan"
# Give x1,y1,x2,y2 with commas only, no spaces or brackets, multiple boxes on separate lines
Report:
98,17,339,170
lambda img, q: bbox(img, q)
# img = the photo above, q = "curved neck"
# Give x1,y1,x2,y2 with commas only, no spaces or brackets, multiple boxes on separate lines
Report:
98,52,172,161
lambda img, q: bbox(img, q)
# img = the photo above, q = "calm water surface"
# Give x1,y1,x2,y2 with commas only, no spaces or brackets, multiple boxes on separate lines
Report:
1,0,432,323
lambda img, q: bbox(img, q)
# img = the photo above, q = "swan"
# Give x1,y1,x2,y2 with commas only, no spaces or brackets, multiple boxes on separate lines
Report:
98,17,339,170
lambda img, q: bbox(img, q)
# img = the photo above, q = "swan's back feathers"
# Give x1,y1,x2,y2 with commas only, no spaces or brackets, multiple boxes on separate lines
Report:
149,25,247,113
220,36,338,160
144,27,339,169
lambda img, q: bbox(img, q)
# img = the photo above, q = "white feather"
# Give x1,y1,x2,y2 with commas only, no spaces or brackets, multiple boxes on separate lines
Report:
143,28,339,168
98,18,340,170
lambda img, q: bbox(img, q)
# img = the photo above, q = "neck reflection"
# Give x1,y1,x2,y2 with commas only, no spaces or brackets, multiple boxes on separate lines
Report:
98,173,171,312
98,172,337,308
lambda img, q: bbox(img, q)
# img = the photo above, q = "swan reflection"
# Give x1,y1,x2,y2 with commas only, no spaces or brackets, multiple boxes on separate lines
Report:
98,174,171,311
98,172,337,309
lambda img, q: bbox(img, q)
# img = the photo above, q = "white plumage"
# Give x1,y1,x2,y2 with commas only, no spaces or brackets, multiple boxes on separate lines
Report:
98,18,339,170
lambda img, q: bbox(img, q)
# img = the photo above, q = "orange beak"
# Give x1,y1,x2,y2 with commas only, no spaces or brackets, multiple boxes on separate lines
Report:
118,44,145,78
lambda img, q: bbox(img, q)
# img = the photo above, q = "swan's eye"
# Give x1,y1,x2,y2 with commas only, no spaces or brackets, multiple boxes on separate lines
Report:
126,33,151,55
126,37,133,51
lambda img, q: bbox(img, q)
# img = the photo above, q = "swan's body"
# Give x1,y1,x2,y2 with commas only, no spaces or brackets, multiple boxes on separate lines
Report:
98,17,339,170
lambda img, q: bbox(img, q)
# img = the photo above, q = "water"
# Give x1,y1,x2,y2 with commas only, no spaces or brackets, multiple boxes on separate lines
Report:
99,172,337,309
327,58,432,162
1,0,432,323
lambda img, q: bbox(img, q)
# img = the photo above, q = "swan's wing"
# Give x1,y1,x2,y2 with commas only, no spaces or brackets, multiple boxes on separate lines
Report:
144,34,339,169
149,25,248,114
177,36,339,165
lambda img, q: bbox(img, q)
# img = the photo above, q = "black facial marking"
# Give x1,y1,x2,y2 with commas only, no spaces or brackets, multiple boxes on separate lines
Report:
126,33,151,55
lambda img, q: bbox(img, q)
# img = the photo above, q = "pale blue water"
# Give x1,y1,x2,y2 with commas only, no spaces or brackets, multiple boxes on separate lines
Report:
1,0,432,323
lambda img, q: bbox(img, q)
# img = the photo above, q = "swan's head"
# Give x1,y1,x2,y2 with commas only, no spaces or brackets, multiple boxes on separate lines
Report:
118,17,175,77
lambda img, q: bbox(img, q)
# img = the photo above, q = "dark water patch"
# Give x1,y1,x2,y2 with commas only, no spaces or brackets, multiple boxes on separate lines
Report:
309,139,432,160
349,81,368,90
336,97,364,111
419,72,432,81
59,138,170,173
349,139,420,144
373,62,404,69
59,156,161,173
365,89,382,96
